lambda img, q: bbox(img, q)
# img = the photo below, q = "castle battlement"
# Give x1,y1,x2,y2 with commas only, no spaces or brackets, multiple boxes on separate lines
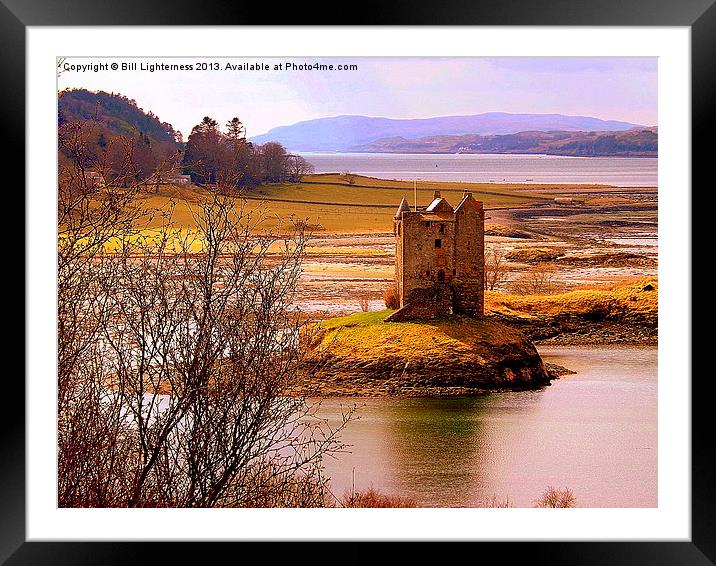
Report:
387,190,484,321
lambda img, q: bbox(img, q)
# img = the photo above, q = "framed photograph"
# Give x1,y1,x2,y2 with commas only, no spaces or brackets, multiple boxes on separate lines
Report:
9,0,710,562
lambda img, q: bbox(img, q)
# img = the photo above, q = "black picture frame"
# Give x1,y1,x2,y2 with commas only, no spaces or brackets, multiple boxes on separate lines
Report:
6,0,710,563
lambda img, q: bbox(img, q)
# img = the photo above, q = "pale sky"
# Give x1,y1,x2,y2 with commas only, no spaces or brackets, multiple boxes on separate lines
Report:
58,57,658,140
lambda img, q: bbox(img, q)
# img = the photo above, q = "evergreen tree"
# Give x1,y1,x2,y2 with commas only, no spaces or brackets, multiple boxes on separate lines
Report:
226,117,246,145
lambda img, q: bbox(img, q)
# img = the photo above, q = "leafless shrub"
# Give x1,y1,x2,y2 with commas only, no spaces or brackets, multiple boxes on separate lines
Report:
478,495,513,508
535,486,577,508
484,248,510,291
342,486,417,508
510,262,562,295
358,294,371,312
57,128,353,508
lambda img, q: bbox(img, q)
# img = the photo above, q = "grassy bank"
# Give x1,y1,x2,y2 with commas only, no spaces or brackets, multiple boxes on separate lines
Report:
311,310,526,363
485,277,658,344
485,277,657,319
134,174,553,233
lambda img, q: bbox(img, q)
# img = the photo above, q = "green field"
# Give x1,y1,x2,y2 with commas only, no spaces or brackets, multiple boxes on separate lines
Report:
138,174,554,233
253,173,554,207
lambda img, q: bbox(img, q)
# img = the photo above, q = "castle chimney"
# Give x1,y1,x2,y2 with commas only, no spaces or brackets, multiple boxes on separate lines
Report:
433,190,441,199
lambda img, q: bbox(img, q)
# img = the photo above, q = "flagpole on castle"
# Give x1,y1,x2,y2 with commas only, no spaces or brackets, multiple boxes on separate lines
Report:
414,180,417,212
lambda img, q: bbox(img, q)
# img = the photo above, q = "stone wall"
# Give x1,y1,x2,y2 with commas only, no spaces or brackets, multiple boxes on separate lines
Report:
393,192,485,320
453,196,485,317
385,285,453,322
398,213,456,309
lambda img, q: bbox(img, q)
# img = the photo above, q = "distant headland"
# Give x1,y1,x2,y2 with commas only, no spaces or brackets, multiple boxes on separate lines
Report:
249,112,655,156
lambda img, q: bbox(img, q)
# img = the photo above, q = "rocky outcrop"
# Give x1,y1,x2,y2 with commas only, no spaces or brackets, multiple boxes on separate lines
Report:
301,313,558,397
491,311,658,345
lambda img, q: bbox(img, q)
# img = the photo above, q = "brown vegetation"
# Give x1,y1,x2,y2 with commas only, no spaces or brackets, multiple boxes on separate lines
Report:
341,171,356,185
505,247,563,263
358,294,371,312
509,263,562,295
484,224,534,239
182,117,313,188
342,487,417,508
487,277,658,318
484,248,510,291
383,286,400,309
486,278,658,344
478,495,514,508
557,251,656,267
58,124,350,508
535,487,577,508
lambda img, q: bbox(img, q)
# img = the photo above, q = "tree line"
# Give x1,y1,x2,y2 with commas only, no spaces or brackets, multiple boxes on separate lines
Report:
58,99,314,190
182,116,314,188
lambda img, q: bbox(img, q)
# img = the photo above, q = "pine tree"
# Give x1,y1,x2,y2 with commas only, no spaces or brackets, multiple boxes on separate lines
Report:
226,117,246,144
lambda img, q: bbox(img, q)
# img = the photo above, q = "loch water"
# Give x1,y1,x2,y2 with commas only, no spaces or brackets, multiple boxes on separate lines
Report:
318,345,657,508
301,152,658,187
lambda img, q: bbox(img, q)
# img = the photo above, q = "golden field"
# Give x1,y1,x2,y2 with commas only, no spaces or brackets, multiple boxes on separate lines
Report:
485,277,658,319
134,174,554,233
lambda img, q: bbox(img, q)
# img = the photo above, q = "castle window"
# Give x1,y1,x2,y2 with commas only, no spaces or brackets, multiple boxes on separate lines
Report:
435,239,442,249
453,268,457,276
438,270,445,282
425,222,430,227
425,270,431,278
439,224,445,234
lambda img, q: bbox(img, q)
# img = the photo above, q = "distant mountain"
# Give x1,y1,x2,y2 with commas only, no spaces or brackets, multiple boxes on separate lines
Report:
351,128,658,157
58,88,180,146
249,113,644,152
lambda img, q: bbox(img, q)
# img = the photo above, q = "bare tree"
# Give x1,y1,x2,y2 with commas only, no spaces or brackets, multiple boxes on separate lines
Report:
260,142,290,183
478,495,513,508
535,486,577,508
484,248,510,291
509,262,561,295
287,155,314,182
58,119,156,507
358,294,371,312
58,127,352,508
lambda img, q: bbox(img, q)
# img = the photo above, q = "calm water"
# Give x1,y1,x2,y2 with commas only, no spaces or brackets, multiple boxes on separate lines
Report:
318,346,657,508
301,152,657,187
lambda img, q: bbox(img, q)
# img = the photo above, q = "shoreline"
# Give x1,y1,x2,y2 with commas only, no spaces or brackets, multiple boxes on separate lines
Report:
493,315,657,347
297,341,656,398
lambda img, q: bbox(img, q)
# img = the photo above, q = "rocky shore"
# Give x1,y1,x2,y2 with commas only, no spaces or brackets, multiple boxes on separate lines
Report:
300,311,565,397
485,277,658,346
492,313,658,346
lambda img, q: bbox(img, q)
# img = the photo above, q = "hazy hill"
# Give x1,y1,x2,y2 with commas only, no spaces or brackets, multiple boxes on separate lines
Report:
249,112,644,152
351,128,658,157
58,88,180,146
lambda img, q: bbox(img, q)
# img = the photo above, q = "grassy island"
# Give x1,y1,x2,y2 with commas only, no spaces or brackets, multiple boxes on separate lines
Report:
302,312,555,397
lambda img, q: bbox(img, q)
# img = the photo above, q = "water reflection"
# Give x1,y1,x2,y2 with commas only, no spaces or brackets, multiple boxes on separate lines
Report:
318,346,657,508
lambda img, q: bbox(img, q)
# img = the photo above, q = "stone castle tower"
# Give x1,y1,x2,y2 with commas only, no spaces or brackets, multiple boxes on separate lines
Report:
387,190,484,321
